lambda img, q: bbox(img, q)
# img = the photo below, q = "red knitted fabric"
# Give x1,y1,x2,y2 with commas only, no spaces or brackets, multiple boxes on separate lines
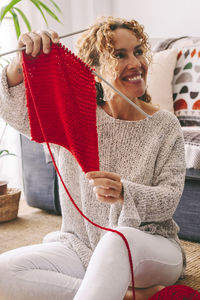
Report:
149,285,200,299
22,43,99,173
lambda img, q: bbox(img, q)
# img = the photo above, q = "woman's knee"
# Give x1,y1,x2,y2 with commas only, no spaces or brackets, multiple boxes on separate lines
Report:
0,248,37,283
0,252,17,295
101,227,146,253
109,227,183,287
0,249,44,299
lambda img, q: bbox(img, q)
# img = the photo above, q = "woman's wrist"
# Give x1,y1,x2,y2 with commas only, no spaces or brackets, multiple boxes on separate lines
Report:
6,56,24,87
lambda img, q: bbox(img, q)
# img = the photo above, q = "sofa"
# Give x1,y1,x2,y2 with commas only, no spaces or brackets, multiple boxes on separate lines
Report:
20,134,61,215
174,168,200,242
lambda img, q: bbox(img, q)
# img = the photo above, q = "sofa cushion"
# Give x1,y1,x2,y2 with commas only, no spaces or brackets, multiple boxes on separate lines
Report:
186,167,200,179
182,126,200,169
173,46,200,126
147,48,178,113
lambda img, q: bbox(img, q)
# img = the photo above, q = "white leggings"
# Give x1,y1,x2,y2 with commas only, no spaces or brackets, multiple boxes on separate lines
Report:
0,227,183,300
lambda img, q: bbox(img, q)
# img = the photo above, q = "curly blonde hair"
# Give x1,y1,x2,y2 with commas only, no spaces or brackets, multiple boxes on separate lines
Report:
76,16,152,104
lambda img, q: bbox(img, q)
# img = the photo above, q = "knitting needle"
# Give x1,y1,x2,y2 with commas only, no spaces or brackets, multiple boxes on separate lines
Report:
0,28,149,117
0,28,88,58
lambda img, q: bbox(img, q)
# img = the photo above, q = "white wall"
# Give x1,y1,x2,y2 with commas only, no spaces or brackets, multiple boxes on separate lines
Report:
16,0,116,52
0,2,22,189
16,0,200,50
112,0,200,38
2,0,200,52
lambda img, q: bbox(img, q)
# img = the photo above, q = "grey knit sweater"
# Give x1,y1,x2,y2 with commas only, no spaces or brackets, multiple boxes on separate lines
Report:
0,68,186,272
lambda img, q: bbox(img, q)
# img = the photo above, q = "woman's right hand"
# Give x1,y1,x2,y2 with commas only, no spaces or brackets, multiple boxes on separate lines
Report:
6,30,59,87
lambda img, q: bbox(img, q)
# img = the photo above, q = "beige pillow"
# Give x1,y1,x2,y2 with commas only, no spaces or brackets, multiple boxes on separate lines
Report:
147,48,178,113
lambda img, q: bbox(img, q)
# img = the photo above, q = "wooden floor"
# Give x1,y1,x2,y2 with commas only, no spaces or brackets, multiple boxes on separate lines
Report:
0,197,61,253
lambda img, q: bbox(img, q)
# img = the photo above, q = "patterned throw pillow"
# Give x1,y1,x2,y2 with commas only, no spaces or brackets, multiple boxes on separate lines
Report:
173,46,200,126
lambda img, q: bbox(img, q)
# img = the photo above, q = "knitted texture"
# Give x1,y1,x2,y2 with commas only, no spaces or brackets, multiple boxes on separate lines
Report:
149,285,200,299
22,43,99,173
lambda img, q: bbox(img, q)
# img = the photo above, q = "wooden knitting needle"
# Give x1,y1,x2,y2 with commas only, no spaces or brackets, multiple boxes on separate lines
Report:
0,28,149,117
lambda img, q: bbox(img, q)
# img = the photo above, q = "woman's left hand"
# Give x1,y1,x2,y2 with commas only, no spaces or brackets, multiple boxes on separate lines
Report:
86,171,124,204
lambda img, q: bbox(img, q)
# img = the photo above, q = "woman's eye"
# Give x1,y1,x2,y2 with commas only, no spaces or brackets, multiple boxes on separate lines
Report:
114,52,125,59
134,48,144,56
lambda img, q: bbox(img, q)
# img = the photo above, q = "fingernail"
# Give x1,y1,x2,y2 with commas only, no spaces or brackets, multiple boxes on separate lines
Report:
89,179,94,185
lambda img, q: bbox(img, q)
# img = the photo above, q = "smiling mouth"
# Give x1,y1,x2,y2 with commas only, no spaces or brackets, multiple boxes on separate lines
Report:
122,74,143,83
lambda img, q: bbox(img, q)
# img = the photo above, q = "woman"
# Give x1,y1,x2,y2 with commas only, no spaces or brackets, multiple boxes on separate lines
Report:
0,16,186,300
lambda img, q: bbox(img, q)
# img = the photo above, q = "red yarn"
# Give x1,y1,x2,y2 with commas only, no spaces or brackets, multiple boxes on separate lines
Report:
149,285,200,299
23,43,99,173
22,43,135,299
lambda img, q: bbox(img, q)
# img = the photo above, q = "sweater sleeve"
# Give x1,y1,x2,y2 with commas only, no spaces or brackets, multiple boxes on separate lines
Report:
118,119,186,228
0,67,30,137
0,67,61,159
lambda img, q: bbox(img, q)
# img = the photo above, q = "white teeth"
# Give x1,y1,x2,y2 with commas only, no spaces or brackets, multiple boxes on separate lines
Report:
127,75,142,81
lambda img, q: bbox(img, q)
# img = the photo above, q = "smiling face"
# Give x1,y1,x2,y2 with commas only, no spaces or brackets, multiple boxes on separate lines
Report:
110,28,148,100
77,17,151,104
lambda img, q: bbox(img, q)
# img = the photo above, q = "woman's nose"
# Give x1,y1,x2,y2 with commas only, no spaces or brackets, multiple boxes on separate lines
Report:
127,55,141,69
